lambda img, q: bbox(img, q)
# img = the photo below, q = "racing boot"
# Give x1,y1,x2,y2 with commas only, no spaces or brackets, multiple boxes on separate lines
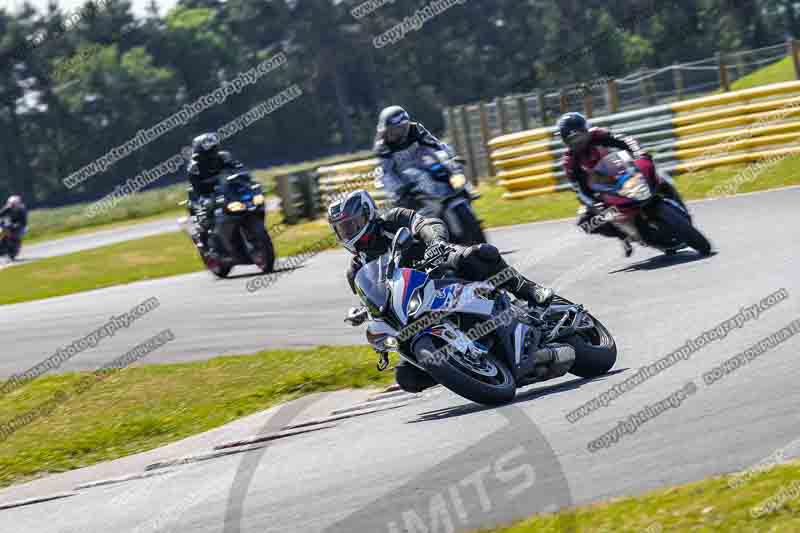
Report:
504,267,554,308
621,237,634,257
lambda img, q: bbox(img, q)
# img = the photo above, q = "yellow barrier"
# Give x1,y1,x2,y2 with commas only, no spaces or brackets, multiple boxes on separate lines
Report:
672,106,800,137
317,159,380,176
492,139,555,162
672,120,800,150
497,161,560,181
672,146,800,174
488,127,554,150
675,131,800,160
671,95,800,127
493,150,558,170
670,81,800,113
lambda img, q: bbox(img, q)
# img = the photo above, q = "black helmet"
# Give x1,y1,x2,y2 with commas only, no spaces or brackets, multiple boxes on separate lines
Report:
191,133,221,155
327,190,378,253
377,105,411,145
557,112,591,151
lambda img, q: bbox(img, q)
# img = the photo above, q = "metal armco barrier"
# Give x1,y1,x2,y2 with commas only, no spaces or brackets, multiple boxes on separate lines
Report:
491,81,800,199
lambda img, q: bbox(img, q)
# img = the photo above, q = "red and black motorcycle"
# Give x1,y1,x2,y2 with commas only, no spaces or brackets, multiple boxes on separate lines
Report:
587,151,712,256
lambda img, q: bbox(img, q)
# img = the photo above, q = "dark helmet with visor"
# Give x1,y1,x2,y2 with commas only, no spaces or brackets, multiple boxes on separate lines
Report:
377,106,411,145
557,112,591,151
191,132,221,156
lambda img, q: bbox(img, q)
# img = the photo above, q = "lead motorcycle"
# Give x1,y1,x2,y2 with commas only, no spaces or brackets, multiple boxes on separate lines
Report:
179,171,275,278
382,147,487,246
348,227,617,405
587,151,712,256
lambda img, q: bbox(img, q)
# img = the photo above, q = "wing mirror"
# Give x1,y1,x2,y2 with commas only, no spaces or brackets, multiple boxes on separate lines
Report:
386,227,412,278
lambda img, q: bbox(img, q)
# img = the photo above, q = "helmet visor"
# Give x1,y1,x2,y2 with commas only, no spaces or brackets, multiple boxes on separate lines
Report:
332,210,369,244
385,122,410,144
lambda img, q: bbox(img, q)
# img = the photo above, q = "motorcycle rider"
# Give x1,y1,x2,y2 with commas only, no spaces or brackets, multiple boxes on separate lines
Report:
558,112,686,257
328,189,553,393
186,133,245,262
374,106,457,208
0,195,28,259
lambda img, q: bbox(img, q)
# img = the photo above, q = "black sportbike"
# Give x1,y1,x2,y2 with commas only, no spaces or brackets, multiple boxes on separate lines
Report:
181,171,275,278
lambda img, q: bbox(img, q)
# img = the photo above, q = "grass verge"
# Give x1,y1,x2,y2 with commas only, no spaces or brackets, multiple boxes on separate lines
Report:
0,344,393,488
479,459,800,532
4,155,800,305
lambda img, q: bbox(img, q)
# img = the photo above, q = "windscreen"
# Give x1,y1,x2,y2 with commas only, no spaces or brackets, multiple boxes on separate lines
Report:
588,151,633,191
354,255,390,316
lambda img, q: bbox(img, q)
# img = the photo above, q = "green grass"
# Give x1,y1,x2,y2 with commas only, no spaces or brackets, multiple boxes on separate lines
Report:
730,56,796,92
4,153,800,306
25,150,373,243
0,344,393,488
479,460,800,532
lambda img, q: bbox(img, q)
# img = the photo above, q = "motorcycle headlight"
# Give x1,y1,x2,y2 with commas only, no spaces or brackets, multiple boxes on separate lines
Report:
227,201,246,212
384,336,399,350
366,330,399,351
407,290,424,316
252,194,265,205
620,175,651,201
450,173,467,189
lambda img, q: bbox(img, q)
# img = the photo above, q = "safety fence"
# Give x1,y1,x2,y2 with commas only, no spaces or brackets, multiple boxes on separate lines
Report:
447,40,800,183
492,80,800,199
277,41,800,217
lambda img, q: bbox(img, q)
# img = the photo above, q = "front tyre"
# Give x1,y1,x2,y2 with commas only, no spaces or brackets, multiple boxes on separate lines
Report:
414,335,516,405
245,214,275,273
654,201,712,256
451,203,487,245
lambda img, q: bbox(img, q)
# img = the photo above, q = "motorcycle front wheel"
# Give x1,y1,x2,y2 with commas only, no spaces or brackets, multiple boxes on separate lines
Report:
652,200,712,256
244,214,275,273
414,335,516,405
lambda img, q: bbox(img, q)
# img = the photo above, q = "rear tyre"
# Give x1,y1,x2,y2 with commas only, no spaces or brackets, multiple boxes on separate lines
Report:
564,314,617,378
414,335,516,405
654,201,712,256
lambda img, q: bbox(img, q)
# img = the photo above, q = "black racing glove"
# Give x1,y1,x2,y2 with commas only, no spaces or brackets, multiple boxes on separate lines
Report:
424,240,450,264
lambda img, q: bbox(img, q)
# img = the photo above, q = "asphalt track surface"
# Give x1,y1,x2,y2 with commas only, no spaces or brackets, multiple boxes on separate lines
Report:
14,217,179,263
2,187,800,532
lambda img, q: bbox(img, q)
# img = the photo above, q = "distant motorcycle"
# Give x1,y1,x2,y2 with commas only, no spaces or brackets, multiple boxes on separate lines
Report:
0,219,22,261
587,151,712,256
348,227,617,405
179,171,275,278
385,148,487,246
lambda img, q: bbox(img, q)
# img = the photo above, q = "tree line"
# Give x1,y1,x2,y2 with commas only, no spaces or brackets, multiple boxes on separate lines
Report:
0,0,795,207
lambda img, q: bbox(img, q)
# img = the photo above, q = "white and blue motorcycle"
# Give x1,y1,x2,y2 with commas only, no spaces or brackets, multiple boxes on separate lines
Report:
349,228,617,405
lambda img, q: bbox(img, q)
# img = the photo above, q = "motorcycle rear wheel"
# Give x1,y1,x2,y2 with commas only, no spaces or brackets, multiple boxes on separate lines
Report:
564,315,617,378
548,295,617,378
414,335,516,405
